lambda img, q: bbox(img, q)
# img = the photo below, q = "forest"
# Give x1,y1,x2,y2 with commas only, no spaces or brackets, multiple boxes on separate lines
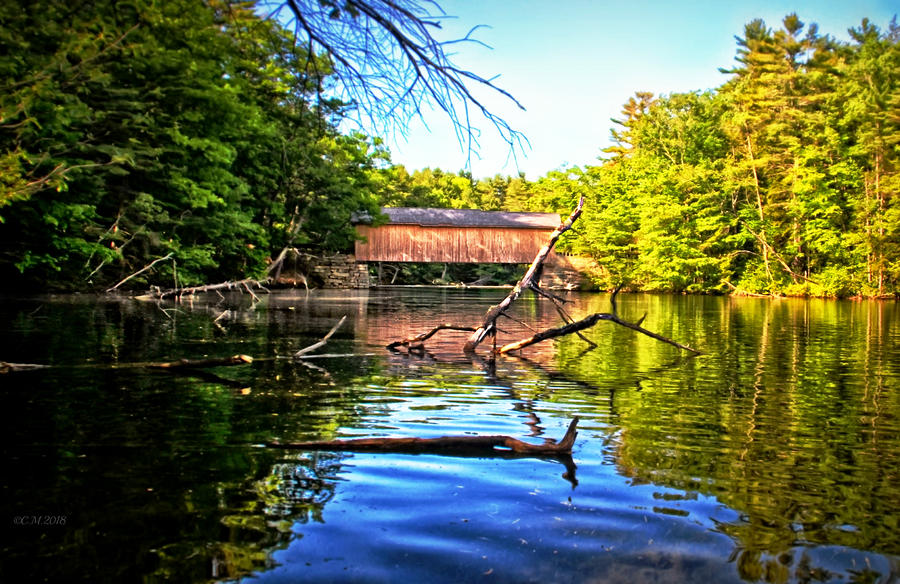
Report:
1,2,898,297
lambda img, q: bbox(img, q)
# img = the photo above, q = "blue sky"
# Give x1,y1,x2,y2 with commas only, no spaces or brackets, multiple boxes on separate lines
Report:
372,0,898,179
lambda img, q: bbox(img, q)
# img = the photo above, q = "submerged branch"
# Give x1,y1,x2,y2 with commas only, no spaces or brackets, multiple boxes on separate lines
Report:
387,323,477,350
148,354,255,369
295,315,347,357
268,417,580,456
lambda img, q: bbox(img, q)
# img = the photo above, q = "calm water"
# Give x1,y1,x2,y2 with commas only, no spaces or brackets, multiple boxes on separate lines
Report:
2,289,899,583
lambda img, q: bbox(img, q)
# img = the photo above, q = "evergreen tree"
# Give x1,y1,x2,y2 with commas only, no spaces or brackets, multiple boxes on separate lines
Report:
840,18,900,295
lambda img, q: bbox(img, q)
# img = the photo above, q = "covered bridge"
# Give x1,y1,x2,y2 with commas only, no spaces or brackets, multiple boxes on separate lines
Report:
354,207,561,264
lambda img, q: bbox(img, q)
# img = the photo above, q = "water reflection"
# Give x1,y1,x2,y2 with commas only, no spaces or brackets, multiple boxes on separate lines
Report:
1,290,898,583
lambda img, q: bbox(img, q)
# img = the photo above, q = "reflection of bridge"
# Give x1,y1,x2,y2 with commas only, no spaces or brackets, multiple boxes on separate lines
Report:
351,207,593,288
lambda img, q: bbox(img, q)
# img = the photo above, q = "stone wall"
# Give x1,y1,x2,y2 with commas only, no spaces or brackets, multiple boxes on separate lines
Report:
276,252,599,290
309,253,370,288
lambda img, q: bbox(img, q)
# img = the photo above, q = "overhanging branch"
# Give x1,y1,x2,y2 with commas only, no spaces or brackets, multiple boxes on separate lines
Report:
269,0,528,165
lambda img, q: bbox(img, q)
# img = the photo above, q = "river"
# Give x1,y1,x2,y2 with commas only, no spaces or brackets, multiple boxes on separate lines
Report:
2,288,899,583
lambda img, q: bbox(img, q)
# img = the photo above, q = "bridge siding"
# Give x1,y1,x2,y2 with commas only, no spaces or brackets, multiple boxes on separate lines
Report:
355,224,552,263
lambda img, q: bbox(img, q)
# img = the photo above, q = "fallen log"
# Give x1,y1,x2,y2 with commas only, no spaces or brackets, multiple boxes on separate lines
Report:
151,278,269,300
148,354,254,369
267,417,580,455
1,362,51,374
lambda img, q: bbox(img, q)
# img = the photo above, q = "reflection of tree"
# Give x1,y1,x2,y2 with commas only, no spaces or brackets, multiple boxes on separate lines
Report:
199,452,346,581
605,299,900,583
256,452,344,523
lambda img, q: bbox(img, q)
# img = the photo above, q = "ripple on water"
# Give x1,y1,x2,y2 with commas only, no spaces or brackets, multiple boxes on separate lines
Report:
4,291,899,584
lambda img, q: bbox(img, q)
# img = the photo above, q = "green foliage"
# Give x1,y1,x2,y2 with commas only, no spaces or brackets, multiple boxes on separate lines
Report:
371,11,896,299
370,14,898,298
3,5,897,297
0,0,383,290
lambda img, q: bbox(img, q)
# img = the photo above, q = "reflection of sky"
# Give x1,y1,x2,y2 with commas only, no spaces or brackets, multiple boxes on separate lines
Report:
4,291,897,583
263,449,747,583
249,289,900,583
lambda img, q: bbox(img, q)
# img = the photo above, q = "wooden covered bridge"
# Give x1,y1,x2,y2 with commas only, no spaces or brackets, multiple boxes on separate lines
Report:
278,208,591,288
344,207,589,288
354,207,562,264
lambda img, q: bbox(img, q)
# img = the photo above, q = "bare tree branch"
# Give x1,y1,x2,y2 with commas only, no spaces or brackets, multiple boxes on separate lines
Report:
497,288,703,355
463,196,586,352
106,253,173,292
295,315,347,357
266,0,528,165
387,323,476,349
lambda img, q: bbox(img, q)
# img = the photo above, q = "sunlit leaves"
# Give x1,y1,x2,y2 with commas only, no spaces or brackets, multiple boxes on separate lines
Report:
0,0,385,290
576,14,900,297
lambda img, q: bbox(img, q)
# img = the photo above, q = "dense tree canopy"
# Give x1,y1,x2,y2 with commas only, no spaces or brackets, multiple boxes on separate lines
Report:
392,14,900,297
1,5,897,296
580,14,900,297
0,0,385,289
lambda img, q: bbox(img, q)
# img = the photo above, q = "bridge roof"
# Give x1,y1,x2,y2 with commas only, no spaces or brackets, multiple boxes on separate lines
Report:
379,207,560,229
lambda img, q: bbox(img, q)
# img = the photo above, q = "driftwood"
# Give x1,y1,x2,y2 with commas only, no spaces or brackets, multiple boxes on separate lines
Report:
148,354,254,369
0,355,257,374
268,417,580,455
0,362,51,374
150,278,270,300
387,323,477,350
2,316,358,375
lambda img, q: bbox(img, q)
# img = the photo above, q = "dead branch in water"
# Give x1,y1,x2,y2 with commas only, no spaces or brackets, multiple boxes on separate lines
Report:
2,316,359,375
463,196,586,352
148,354,254,369
295,316,347,357
147,278,270,300
267,417,580,455
497,287,702,355
386,196,700,357
1,362,51,374
106,252,174,292
386,323,477,350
